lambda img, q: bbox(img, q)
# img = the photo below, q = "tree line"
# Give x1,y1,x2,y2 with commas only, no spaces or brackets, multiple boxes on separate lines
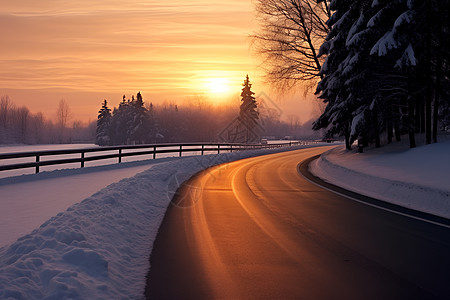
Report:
0,96,94,145
0,92,317,147
96,90,319,146
254,0,450,149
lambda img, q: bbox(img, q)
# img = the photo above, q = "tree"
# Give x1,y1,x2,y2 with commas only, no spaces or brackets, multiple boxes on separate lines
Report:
0,95,14,143
55,99,71,143
252,0,331,91
110,95,131,145
96,99,112,146
16,106,30,143
239,75,260,143
128,92,153,144
313,0,359,149
56,99,71,129
314,0,450,149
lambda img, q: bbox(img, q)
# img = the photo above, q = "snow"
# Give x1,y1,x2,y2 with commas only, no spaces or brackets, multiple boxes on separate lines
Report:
394,11,413,29
395,43,417,68
0,143,328,299
310,137,450,219
350,111,364,138
370,30,397,56
0,158,179,247
346,13,365,47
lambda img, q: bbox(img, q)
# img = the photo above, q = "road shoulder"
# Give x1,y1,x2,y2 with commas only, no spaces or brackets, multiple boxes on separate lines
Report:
298,155,450,228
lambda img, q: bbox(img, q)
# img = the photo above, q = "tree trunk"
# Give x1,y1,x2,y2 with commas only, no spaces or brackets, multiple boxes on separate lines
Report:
395,124,401,142
344,128,351,150
387,106,393,144
415,100,423,134
433,0,443,143
425,0,432,144
408,99,416,148
373,109,381,148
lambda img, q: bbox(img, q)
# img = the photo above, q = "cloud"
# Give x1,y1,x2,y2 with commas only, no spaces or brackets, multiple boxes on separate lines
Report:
0,0,257,96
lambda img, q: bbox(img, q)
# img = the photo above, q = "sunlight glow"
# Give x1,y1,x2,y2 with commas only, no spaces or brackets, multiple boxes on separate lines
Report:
204,78,231,95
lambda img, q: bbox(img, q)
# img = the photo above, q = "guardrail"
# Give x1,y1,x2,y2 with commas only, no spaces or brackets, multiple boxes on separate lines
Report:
0,141,308,174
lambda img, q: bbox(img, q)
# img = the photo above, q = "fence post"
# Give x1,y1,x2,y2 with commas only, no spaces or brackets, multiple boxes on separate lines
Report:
118,149,122,163
179,145,182,157
35,155,40,173
217,144,220,154
201,144,204,156
153,146,156,159
81,152,85,168
230,145,233,153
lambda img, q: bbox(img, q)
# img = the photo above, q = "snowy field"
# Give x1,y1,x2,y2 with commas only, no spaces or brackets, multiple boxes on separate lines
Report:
310,135,450,219
0,143,328,299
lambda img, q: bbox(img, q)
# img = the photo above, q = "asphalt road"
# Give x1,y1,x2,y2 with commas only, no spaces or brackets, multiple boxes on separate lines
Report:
146,146,450,299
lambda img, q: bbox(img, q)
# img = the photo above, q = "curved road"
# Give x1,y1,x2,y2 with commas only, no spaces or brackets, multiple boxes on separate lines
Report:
146,147,450,299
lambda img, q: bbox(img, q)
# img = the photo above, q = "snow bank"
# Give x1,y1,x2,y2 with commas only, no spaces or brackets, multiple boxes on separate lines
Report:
310,139,450,219
0,144,327,299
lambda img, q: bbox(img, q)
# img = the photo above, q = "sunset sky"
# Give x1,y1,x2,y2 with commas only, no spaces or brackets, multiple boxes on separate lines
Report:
0,0,316,123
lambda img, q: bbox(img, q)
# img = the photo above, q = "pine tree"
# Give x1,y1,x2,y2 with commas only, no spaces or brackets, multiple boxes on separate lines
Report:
96,99,112,146
239,75,260,143
128,92,152,144
313,0,450,149
110,95,131,145
313,0,360,149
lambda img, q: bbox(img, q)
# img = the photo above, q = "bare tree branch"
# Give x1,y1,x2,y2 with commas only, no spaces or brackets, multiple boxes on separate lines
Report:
252,0,331,92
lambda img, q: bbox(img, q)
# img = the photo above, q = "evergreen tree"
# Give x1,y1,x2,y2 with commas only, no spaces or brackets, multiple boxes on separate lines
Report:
313,0,360,149
314,0,450,149
128,92,152,144
96,99,112,146
239,75,260,143
110,95,131,145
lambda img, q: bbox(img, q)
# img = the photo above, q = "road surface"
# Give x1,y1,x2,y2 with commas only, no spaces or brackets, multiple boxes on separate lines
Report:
146,147,450,299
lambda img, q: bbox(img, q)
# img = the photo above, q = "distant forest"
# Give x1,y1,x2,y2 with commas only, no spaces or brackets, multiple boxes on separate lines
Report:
0,94,318,146
96,92,319,146
0,95,95,145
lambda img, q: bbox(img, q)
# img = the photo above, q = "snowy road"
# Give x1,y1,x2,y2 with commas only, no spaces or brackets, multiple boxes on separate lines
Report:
147,147,450,299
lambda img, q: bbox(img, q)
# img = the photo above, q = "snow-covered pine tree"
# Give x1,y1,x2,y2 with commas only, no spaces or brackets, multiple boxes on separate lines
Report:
369,0,419,147
96,99,112,146
313,0,362,149
239,75,260,143
369,0,450,146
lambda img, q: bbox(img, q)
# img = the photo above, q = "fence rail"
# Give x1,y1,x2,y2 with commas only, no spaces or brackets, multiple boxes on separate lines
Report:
0,141,309,174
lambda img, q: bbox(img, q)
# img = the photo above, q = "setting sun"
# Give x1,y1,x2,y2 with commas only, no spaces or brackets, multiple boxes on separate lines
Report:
204,78,231,95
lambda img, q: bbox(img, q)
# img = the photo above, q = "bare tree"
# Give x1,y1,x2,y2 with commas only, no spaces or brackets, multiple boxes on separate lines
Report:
56,99,71,129
252,0,331,91
55,99,72,143
0,95,13,128
16,106,30,143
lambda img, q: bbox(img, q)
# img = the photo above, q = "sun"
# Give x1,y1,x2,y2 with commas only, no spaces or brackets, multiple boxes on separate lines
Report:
204,78,231,95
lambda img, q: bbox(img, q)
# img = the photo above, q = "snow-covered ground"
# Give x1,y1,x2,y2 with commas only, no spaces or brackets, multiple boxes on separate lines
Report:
310,136,450,219
0,143,328,299
0,158,181,248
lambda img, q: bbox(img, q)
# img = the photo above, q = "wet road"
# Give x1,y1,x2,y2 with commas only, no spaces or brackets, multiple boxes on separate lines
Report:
146,147,450,299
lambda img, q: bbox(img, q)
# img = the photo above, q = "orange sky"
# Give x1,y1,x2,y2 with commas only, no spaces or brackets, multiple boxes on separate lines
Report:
0,0,317,124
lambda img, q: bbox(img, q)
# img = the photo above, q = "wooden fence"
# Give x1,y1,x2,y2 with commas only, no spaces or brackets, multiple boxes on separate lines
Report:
0,141,308,174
